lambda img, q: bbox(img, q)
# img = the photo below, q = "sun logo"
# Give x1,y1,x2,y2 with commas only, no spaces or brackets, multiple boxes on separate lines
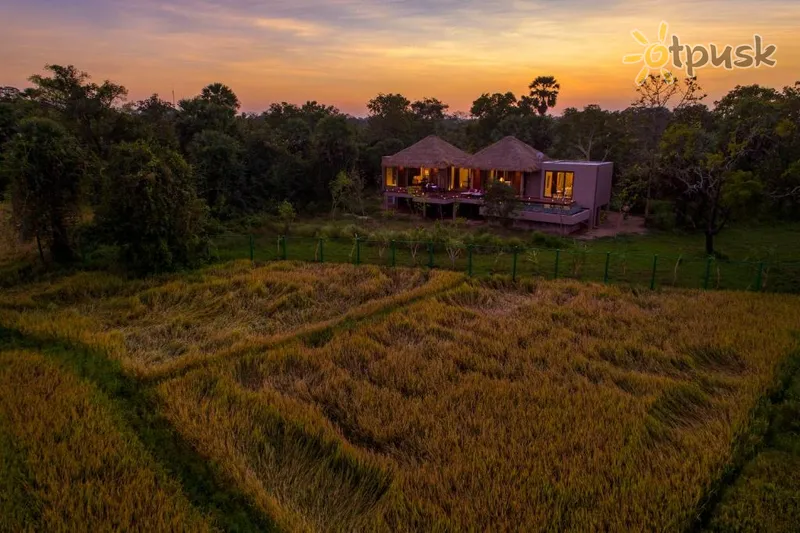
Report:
623,21,675,85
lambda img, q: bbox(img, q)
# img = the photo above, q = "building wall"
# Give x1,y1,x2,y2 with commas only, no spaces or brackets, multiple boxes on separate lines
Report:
542,163,599,211
594,163,614,208
524,171,543,197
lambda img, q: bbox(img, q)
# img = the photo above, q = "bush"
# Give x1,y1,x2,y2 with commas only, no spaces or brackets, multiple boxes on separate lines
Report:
277,200,297,235
529,231,564,249
647,200,677,231
99,141,209,274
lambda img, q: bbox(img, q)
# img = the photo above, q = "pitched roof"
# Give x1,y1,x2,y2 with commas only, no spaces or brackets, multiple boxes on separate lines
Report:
382,135,471,168
470,136,550,172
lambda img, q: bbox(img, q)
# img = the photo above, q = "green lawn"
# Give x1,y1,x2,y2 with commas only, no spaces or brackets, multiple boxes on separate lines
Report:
213,218,800,293
587,223,800,262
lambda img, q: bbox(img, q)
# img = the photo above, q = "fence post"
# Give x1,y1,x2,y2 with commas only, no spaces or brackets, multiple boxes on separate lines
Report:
512,247,518,282
604,252,611,283
703,256,713,289
249,234,254,262
554,249,561,279
467,245,473,277
280,236,287,260
319,238,324,263
755,261,764,291
355,236,361,265
390,240,396,267
650,255,658,290
428,242,434,269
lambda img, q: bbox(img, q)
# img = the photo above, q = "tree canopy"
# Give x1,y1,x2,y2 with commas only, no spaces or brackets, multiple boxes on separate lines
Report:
0,64,798,268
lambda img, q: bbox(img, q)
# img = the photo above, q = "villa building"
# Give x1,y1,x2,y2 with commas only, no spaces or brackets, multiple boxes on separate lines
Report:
382,135,613,234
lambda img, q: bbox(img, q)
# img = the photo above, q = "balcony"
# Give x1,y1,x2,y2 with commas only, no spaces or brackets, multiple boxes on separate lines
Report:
385,187,588,226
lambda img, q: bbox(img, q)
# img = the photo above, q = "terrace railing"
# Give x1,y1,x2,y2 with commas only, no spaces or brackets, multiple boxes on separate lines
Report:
209,234,800,294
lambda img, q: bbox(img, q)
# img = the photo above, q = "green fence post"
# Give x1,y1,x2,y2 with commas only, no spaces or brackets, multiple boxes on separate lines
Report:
428,242,434,268
319,238,324,263
650,255,658,290
704,256,713,289
390,240,396,267
554,249,561,279
755,261,764,291
467,245,473,277
603,252,611,283
512,247,518,282
355,236,361,265
249,234,254,262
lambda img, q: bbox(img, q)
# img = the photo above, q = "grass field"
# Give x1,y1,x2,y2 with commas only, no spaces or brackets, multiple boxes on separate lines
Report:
1,260,798,531
210,219,800,293
0,261,462,377
0,349,214,531
705,364,800,532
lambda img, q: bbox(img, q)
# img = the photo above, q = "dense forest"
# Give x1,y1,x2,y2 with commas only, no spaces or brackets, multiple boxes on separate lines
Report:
0,65,798,272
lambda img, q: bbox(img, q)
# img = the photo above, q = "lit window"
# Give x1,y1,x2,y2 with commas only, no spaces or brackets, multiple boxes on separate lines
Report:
544,171,574,199
544,171,553,198
459,168,470,189
386,167,397,187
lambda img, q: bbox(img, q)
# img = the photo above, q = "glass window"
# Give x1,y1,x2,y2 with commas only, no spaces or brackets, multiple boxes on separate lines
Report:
385,167,396,187
544,170,574,199
544,171,553,198
565,172,574,198
459,168,470,189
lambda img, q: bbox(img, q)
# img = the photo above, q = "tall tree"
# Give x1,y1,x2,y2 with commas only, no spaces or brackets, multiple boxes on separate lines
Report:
528,76,560,116
176,83,240,148
556,105,617,161
5,118,85,263
200,83,240,110
100,141,208,273
27,64,127,153
469,92,519,148
494,114,554,152
631,74,705,218
188,130,244,215
312,114,358,198
659,122,761,255
411,97,449,137
131,94,178,148
366,93,414,144
714,84,800,214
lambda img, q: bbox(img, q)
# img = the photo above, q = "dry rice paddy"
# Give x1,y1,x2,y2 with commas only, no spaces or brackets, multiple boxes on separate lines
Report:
0,350,214,531
1,261,799,531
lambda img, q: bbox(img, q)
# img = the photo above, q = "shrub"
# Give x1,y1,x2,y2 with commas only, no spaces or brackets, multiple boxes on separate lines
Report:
647,200,676,231
99,141,209,274
484,182,518,227
277,200,297,235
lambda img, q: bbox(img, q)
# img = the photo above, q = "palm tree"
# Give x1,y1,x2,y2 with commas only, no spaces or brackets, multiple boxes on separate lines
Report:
528,76,561,116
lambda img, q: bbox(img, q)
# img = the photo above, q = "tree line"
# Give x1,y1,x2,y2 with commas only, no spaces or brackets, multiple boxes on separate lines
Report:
0,65,798,273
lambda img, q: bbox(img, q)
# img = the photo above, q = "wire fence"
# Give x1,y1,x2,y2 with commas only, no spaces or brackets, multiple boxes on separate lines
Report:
210,234,800,293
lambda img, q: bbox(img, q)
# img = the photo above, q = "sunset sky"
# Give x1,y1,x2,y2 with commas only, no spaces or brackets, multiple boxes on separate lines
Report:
2,0,799,115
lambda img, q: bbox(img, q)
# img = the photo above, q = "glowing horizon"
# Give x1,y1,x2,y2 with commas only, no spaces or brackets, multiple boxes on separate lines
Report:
1,0,799,116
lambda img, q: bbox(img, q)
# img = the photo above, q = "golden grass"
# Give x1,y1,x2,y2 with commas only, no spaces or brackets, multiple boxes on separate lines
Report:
0,349,214,531
2,260,799,530
0,261,463,377
157,280,800,531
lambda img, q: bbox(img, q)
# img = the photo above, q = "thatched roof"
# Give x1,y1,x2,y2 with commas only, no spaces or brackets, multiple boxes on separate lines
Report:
470,136,550,172
382,135,471,168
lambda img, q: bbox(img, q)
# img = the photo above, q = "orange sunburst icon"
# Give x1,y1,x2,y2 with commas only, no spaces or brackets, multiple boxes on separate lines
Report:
623,21,676,85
